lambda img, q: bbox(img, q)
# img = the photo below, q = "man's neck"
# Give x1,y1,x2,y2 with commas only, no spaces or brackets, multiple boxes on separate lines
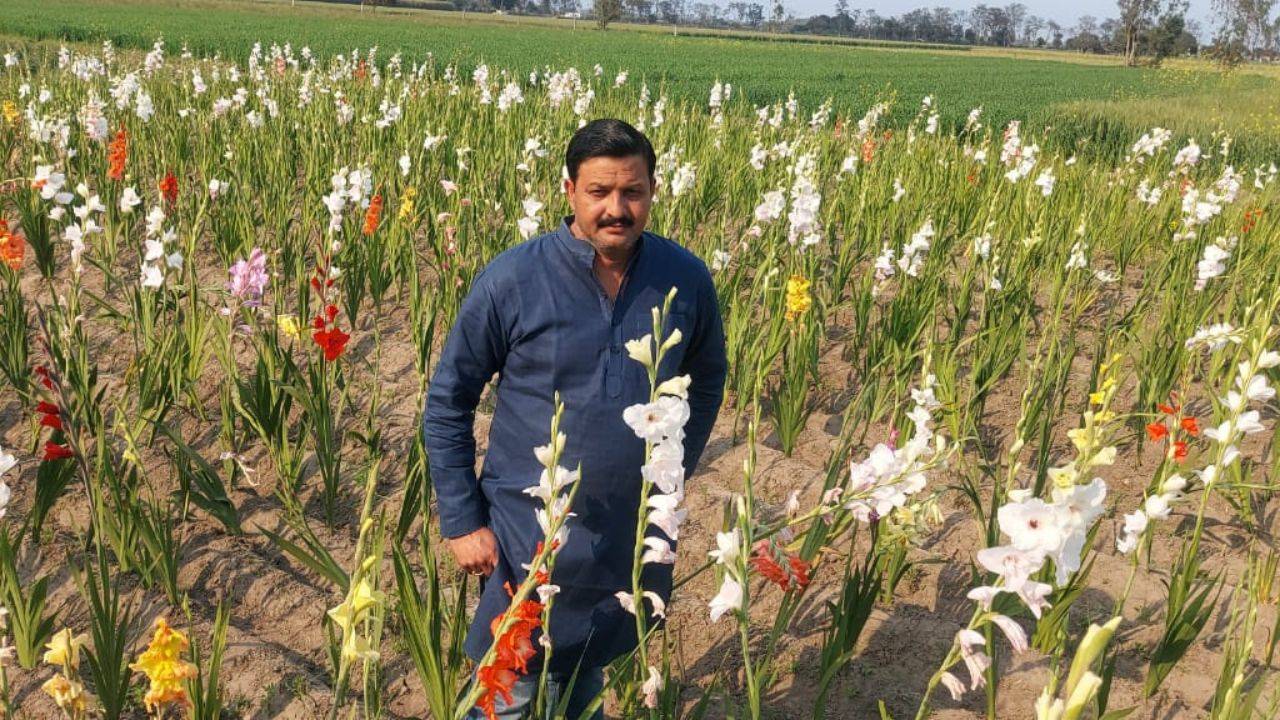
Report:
570,220,637,301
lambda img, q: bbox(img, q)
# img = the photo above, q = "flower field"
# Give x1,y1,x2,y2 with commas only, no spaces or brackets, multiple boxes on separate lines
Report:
0,32,1279,720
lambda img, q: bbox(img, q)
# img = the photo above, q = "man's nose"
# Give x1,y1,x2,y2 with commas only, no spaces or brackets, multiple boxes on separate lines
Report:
605,191,626,217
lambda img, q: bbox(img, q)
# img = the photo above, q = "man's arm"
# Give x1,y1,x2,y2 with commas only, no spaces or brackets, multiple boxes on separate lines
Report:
679,271,728,475
424,269,509,552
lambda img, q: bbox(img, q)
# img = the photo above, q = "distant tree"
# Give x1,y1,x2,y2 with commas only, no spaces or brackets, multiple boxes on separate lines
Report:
1116,0,1162,63
1212,0,1279,57
1047,19,1064,48
1023,14,1044,45
595,0,623,28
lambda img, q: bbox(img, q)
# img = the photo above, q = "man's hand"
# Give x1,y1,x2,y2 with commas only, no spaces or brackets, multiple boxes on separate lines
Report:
446,527,499,576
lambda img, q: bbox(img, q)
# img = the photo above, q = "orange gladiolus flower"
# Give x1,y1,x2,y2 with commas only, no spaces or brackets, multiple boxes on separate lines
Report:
0,219,24,270
107,128,128,181
363,194,383,236
1172,440,1188,463
474,550,548,720
1146,422,1169,441
158,172,178,206
1180,416,1200,436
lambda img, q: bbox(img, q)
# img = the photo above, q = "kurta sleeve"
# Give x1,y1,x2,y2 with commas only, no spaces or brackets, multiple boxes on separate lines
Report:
423,269,509,539
679,269,727,476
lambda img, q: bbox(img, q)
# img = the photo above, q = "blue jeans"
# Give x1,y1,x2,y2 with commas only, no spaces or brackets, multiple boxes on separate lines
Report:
465,666,605,720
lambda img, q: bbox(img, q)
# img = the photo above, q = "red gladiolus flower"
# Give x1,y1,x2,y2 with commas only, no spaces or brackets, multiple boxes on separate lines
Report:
362,194,383,236
1172,440,1188,463
312,327,350,362
36,400,59,415
34,365,54,389
1146,422,1169,441
43,441,73,462
749,540,812,592
1157,402,1179,415
39,413,63,431
158,172,178,206
325,304,339,322
107,128,128,181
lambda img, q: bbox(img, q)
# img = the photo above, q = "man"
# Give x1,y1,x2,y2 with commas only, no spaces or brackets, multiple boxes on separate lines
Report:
423,118,727,719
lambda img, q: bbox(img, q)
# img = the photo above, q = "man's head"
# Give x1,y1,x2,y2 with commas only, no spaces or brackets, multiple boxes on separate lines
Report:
564,119,655,255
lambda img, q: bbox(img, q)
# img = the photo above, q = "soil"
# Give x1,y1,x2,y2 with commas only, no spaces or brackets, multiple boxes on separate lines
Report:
0,248,1274,720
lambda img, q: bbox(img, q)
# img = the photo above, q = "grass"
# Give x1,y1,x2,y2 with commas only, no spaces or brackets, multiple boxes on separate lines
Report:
4,0,1279,160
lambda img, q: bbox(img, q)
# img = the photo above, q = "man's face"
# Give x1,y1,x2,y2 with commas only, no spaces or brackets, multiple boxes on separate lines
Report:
564,154,653,254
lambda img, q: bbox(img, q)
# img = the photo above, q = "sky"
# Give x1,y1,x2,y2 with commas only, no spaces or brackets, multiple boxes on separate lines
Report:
783,0,1217,28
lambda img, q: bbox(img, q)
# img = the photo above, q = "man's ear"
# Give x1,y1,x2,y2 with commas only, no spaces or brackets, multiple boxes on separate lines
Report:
563,177,574,196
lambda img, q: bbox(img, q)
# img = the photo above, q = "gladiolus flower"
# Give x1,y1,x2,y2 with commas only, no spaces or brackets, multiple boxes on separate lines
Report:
784,275,812,323
227,248,269,305
43,629,87,671
748,540,811,592
43,442,74,462
1180,417,1200,436
312,326,350,362
130,617,197,713
0,220,24,270
158,172,178,206
1146,422,1168,441
107,128,127,180
363,193,383,235
41,674,87,716
475,550,547,720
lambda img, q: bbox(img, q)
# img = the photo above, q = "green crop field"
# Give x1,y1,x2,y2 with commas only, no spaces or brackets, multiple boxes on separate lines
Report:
5,0,1279,160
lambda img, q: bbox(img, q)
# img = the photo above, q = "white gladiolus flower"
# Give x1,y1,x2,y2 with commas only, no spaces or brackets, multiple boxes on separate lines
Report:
642,537,677,565
642,665,663,708
625,334,653,366
997,498,1069,557
708,529,740,566
708,577,743,622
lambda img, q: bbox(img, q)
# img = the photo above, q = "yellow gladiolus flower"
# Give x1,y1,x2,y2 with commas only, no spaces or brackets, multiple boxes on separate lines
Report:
784,275,812,323
130,617,197,714
42,674,88,717
399,186,418,220
276,313,301,339
43,628,87,672
1,101,17,125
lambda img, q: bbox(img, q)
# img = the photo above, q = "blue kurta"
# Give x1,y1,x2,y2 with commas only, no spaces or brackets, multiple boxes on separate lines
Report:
423,216,727,671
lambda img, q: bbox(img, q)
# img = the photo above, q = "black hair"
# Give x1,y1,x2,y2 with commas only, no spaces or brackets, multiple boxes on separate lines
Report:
564,119,656,182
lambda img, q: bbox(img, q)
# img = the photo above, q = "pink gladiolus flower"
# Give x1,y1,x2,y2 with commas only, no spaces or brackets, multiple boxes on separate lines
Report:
227,248,269,305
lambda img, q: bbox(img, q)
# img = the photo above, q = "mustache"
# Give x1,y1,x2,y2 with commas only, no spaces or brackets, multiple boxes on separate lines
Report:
599,216,634,228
